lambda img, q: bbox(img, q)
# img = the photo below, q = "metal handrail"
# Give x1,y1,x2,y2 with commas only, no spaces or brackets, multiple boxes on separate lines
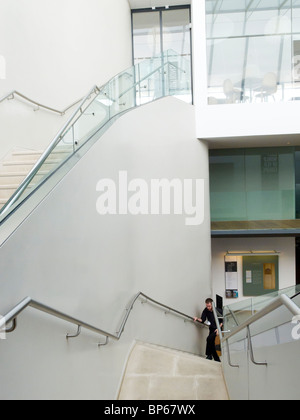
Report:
0,54,190,221
214,294,300,368
0,90,87,116
223,294,300,343
0,84,100,216
0,54,187,114
0,292,207,345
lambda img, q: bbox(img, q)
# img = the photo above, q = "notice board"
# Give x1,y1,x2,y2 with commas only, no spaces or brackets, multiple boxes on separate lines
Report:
225,257,239,299
243,256,279,296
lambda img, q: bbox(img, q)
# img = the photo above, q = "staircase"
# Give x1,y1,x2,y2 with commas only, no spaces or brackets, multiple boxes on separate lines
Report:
0,147,72,209
0,50,192,223
118,342,229,400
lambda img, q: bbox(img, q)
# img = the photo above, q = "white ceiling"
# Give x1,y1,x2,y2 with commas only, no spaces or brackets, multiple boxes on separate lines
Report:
128,0,191,10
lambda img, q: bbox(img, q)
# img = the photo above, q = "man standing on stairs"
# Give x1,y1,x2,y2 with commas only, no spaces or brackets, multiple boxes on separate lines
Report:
194,298,222,362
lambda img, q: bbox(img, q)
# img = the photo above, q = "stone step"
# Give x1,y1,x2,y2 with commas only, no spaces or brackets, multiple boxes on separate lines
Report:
0,185,19,190
10,148,71,161
12,148,71,156
118,342,229,401
0,185,19,199
0,172,47,184
9,150,43,162
1,161,60,173
0,147,71,207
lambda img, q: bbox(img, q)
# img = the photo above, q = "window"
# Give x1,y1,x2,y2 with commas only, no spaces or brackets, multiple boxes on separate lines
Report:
206,0,300,105
132,7,191,64
132,12,161,64
210,147,296,222
132,7,192,104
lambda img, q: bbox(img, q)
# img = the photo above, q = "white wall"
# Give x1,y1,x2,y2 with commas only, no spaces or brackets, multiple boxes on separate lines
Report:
0,0,132,160
0,101,73,162
211,237,296,307
0,98,212,399
196,102,300,140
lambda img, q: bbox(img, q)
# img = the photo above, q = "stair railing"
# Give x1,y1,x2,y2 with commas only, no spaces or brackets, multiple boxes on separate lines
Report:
0,292,207,347
213,293,300,369
0,90,89,116
0,84,100,216
0,50,191,222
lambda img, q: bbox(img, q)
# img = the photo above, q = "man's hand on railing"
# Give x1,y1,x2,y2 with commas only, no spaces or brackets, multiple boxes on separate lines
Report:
193,317,202,323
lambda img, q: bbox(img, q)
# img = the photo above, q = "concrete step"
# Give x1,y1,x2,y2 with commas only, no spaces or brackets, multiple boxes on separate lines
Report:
0,185,19,190
118,342,229,401
8,150,43,163
0,147,72,208
11,147,72,155
1,161,61,173
3,158,63,166
10,149,71,161
0,172,48,184
0,198,8,209
0,185,19,199
0,173,27,184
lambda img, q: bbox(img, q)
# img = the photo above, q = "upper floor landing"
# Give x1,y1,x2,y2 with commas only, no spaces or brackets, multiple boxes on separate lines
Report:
193,0,300,141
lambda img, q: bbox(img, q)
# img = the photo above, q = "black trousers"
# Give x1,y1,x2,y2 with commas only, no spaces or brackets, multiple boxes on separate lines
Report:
206,330,220,362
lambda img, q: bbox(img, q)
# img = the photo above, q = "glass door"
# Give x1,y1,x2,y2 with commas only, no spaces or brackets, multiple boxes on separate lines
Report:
132,11,161,64
132,6,192,103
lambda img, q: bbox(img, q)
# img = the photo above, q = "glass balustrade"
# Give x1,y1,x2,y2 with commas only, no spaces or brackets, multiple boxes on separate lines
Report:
222,285,300,400
206,0,300,105
0,50,192,223
223,285,300,332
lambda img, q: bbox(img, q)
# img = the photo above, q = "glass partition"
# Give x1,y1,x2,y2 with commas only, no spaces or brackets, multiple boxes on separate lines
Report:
210,147,296,222
223,285,300,332
132,7,192,94
162,9,191,60
132,12,161,64
206,0,300,105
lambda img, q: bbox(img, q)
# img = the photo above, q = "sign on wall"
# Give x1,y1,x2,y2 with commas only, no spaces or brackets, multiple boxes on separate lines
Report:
243,256,279,296
225,257,239,299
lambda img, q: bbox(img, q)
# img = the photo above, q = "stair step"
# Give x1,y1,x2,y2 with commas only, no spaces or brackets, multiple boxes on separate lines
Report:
0,185,19,190
0,175,26,184
13,149,43,153
0,146,71,199
12,149,71,157
0,172,48,184
9,151,43,162
0,170,49,177
12,146,72,154
0,189,18,199
1,162,59,173
3,159,62,166
0,172,31,177
118,342,229,401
